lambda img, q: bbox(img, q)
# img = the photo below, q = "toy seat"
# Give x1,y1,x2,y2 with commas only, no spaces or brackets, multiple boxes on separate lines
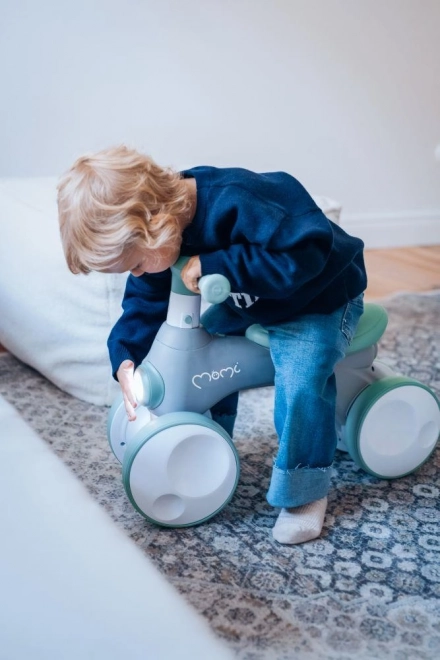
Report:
345,304,388,355
245,303,388,353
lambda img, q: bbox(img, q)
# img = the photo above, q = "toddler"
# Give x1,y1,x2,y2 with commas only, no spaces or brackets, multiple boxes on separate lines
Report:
58,145,366,544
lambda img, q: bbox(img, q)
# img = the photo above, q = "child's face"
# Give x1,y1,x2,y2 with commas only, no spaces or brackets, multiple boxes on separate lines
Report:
104,243,181,276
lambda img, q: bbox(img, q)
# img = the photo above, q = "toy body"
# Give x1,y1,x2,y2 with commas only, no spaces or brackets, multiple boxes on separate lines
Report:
141,323,274,417
108,258,440,527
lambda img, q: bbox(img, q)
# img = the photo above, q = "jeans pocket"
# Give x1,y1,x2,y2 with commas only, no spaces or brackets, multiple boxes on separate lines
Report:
341,294,364,344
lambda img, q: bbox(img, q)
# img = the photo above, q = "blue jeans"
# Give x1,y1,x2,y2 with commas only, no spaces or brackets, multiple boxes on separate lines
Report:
201,295,364,508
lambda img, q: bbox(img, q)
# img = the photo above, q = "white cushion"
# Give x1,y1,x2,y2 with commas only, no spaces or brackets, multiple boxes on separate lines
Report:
0,177,127,405
0,176,341,406
312,194,341,225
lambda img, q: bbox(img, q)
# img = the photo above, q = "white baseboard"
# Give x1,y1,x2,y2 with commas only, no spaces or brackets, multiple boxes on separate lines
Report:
340,209,440,249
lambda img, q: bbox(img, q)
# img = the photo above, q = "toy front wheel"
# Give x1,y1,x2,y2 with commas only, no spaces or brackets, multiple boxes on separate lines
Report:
122,412,240,527
344,376,440,479
107,393,153,463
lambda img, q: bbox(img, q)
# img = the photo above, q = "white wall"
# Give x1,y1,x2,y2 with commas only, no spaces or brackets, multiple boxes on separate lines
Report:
1,0,439,247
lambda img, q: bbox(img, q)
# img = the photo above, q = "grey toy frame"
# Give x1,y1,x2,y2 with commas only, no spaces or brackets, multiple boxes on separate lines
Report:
107,257,440,527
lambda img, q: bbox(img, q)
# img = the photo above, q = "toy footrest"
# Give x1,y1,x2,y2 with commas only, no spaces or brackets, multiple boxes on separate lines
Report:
245,324,269,348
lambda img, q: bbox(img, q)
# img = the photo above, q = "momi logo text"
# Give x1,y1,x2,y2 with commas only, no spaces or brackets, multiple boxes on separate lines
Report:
192,363,241,390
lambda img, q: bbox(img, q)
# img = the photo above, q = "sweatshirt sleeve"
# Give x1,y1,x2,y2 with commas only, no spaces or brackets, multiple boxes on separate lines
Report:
199,209,334,299
107,270,171,379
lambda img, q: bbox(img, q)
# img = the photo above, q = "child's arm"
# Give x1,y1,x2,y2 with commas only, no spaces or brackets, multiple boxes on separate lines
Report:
199,239,331,300
199,213,363,300
116,359,138,421
108,270,171,418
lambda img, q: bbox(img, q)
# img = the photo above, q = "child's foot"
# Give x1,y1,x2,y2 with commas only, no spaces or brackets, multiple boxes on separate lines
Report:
272,497,328,545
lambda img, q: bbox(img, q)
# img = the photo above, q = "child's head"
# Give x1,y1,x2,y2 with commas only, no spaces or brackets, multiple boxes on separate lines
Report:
57,145,191,274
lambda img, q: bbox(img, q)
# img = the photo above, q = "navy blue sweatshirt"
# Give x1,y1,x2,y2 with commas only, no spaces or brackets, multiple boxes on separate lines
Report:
108,166,367,376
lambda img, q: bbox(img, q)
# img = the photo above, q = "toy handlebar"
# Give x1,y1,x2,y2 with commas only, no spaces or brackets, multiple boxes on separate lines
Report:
198,274,231,304
172,256,231,304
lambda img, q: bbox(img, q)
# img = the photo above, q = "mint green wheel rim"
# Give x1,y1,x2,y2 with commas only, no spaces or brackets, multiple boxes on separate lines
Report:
122,412,240,527
345,376,440,479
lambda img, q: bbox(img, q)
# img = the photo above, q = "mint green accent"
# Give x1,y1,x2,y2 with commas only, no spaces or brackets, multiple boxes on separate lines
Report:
122,412,240,527
245,324,269,347
345,303,388,355
198,274,231,304
344,376,440,478
106,392,125,460
136,362,165,409
173,256,190,270
170,256,197,296
184,314,193,325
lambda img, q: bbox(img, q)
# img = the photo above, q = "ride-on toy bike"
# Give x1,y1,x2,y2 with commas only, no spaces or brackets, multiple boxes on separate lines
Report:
108,257,440,527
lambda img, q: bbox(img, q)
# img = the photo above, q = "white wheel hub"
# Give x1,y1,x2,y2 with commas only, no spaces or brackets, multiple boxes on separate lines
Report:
127,423,238,526
359,385,440,477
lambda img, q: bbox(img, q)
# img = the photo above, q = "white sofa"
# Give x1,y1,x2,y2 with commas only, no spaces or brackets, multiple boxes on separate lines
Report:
0,394,234,660
0,176,342,406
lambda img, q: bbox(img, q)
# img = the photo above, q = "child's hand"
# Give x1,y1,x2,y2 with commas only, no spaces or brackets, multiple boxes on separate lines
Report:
181,255,202,293
117,359,138,421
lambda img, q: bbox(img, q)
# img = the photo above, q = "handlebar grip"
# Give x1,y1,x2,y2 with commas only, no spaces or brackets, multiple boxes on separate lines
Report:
198,274,231,304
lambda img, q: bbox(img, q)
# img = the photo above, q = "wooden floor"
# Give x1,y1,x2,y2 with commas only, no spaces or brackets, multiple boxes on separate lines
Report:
364,245,440,301
0,246,439,354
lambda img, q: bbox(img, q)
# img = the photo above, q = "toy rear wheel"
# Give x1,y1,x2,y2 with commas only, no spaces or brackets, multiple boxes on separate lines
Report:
122,412,240,527
344,376,440,478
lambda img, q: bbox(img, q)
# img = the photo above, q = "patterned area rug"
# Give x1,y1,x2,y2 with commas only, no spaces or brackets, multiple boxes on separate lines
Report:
1,291,439,660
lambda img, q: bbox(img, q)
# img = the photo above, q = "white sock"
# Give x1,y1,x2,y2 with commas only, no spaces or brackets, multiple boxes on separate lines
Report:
272,497,328,545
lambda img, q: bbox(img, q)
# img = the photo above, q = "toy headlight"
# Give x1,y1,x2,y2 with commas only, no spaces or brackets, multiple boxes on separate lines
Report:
133,363,165,409
133,369,145,404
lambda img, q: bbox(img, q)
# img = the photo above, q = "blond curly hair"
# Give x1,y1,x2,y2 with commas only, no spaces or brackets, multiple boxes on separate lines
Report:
57,145,191,274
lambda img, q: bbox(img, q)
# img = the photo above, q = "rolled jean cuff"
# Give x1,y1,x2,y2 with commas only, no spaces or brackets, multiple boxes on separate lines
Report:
266,464,333,509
